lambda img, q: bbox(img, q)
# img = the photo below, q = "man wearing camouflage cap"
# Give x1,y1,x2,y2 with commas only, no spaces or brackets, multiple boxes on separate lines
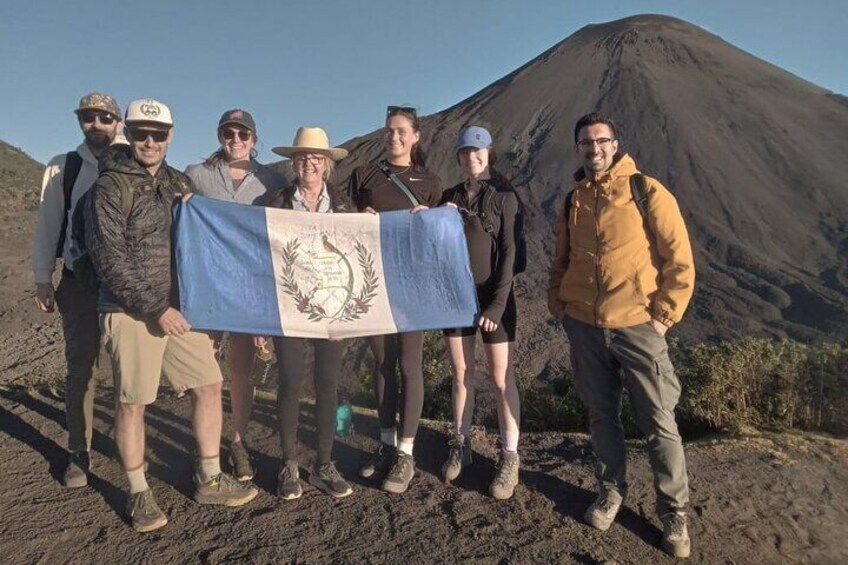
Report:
32,92,122,488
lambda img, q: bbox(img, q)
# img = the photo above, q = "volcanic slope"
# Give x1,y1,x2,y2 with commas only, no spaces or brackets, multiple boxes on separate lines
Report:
322,14,848,376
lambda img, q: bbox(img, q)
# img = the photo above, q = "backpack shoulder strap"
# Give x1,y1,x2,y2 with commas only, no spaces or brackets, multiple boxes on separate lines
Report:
376,159,420,207
56,151,84,257
629,173,652,236
101,171,135,217
563,188,576,223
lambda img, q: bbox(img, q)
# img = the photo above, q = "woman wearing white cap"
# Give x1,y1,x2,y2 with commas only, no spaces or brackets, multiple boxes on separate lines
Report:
440,125,522,499
185,109,287,482
347,106,443,494
267,127,354,500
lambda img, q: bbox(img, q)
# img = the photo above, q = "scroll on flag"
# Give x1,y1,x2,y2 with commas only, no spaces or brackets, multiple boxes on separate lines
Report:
173,195,479,339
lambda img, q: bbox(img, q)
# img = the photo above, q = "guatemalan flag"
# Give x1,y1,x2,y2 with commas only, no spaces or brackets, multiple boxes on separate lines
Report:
174,195,479,339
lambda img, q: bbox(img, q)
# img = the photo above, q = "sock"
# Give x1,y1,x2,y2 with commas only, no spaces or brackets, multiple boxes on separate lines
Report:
197,455,222,483
397,440,414,456
502,430,520,453
126,464,149,494
380,428,397,447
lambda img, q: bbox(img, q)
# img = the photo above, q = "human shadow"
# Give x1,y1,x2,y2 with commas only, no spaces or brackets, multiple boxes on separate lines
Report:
0,401,125,518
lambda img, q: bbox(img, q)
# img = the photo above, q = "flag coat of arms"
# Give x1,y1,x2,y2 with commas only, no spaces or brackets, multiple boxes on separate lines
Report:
174,195,479,339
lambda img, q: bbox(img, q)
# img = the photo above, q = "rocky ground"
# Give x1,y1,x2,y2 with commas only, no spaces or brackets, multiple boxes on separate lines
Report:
1,383,847,564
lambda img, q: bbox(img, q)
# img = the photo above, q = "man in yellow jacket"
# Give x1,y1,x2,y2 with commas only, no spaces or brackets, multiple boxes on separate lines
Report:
548,113,695,559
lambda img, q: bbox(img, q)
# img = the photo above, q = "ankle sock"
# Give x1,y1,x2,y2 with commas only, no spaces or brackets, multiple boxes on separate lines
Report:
502,430,520,453
126,464,149,494
380,429,397,447
397,440,414,456
197,455,222,483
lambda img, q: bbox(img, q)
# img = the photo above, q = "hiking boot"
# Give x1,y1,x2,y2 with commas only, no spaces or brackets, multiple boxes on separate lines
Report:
489,451,520,500
309,462,353,498
382,452,416,494
661,511,691,558
277,461,303,500
584,489,624,531
194,472,258,507
441,433,473,483
63,451,90,488
126,489,168,533
228,440,255,481
359,444,396,479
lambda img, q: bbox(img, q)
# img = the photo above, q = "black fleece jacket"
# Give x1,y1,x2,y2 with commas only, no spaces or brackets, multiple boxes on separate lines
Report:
84,146,192,320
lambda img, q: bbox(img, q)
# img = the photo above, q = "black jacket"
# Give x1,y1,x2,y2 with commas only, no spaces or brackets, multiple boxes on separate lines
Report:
441,178,518,323
266,183,352,213
85,146,192,320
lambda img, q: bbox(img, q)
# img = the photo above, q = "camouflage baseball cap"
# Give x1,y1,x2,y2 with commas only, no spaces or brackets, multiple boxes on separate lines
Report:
74,92,121,120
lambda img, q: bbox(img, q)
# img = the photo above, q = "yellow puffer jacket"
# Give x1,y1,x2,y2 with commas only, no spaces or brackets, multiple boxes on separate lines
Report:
548,154,695,328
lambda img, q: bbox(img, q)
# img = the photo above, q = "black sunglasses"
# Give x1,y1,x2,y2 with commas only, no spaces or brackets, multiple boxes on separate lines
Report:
386,105,417,117
221,129,252,141
128,128,169,143
79,111,117,125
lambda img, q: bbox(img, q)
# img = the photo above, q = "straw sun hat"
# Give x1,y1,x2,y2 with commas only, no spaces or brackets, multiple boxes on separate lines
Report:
272,127,348,161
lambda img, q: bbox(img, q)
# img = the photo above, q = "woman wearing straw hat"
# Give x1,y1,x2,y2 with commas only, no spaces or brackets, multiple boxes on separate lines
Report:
347,106,442,494
185,109,287,482
267,126,354,499
439,125,522,499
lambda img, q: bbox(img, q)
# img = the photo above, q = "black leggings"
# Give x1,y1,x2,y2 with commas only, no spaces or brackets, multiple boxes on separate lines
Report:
369,332,424,439
274,337,344,465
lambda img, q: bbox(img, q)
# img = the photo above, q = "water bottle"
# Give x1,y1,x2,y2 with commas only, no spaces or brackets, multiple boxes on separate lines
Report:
253,342,274,385
336,396,354,437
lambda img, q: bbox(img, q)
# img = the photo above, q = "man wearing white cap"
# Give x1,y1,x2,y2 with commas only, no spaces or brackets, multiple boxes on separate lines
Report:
84,98,258,532
32,92,122,488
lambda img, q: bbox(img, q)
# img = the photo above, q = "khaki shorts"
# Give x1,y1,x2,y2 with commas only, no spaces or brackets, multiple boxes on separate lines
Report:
101,312,222,405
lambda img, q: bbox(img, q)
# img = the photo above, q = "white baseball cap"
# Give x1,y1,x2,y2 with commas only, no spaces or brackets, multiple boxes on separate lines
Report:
125,98,173,127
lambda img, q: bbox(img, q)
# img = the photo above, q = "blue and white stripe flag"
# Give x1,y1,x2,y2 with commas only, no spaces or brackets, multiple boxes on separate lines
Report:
174,195,478,339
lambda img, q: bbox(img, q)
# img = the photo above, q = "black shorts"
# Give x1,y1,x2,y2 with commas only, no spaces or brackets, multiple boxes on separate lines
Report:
444,291,516,344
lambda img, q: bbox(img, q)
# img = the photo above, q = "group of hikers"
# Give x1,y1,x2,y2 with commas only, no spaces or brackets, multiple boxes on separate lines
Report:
32,92,695,558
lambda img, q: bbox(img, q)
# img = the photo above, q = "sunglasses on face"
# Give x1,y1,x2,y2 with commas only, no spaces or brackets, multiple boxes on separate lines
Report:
128,128,169,143
79,111,116,125
221,129,252,141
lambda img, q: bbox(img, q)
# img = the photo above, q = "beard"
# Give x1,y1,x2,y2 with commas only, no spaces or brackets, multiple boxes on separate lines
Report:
84,129,113,149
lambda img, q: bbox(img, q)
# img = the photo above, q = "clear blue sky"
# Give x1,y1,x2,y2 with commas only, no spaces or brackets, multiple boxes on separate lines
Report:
1,0,845,169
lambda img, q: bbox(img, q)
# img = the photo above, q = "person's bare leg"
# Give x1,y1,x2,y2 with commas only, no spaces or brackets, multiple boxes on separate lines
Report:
191,381,224,459
446,335,477,435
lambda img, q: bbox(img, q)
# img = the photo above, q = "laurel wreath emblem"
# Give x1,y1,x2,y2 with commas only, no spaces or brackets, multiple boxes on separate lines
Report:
279,238,379,322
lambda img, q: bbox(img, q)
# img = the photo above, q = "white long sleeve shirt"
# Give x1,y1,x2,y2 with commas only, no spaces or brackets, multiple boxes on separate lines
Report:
32,143,100,284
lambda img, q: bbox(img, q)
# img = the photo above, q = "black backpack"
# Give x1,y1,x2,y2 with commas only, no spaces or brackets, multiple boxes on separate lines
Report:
564,173,651,235
56,151,84,258
455,183,528,276
70,171,134,292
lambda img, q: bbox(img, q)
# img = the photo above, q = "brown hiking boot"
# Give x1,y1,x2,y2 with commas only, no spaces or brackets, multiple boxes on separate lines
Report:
584,490,624,531
382,452,416,494
441,433,473,483
489,451,520,500
228,440,255,482
127,489,168,533
661,511,691,558
194,472,258,507
63,451,90,488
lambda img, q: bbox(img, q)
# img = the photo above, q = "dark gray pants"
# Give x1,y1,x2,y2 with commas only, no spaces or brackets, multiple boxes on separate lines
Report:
563,315,689,515
55,272,100,453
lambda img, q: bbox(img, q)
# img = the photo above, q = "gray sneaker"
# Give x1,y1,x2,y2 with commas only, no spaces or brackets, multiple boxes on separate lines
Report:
382,452,416,494
63,451,90,488
228,440,255,481
277,461,303,500
584,489,624,531
359,444,395,479
194,472,259,506
127,489,168,533
489,451,520,500
309,462,353,498
441,433,472,482
661,511,691,558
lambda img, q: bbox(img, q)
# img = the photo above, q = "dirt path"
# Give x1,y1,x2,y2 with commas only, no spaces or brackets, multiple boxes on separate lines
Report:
1,386,847,564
